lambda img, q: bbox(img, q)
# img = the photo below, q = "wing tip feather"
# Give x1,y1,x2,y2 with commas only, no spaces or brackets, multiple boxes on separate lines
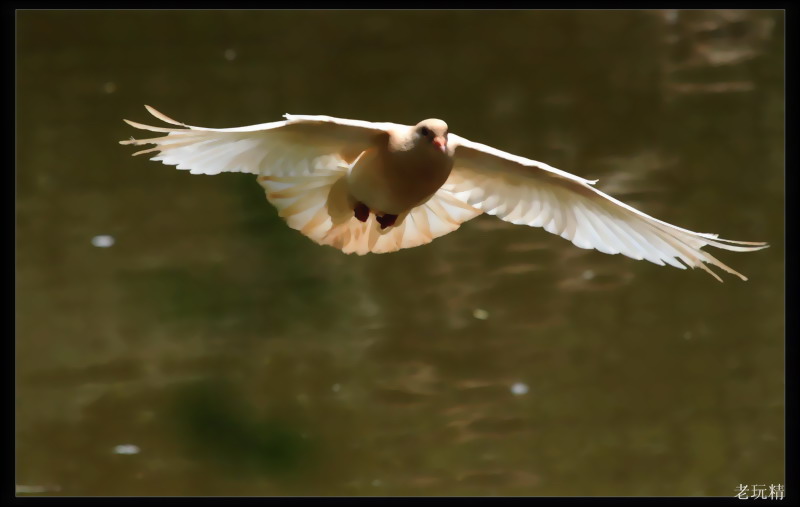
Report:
145,105,186,126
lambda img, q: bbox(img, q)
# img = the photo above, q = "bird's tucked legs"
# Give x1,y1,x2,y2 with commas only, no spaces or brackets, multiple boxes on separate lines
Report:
376,213,398,229
353,201,396,229
354,202,369,223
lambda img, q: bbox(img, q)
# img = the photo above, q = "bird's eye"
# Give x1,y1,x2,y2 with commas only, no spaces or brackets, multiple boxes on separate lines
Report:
419,126,430,136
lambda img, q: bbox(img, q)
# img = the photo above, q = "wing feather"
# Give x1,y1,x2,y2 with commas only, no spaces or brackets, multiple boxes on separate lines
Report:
445,133,767,280
120,105,404,177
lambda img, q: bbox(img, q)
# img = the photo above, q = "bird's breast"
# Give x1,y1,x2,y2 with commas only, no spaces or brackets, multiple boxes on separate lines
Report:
346,148,453,215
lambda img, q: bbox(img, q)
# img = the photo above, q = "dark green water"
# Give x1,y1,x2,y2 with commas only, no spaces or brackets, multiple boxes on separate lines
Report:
17,10,784,496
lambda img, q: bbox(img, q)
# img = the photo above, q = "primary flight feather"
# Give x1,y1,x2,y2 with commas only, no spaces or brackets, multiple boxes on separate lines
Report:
120,106,768,281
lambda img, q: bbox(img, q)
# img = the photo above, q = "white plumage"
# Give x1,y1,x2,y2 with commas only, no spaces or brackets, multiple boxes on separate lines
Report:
121,106,767,281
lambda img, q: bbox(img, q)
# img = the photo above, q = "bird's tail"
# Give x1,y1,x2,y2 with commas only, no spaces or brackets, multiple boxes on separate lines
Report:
258,160,481,254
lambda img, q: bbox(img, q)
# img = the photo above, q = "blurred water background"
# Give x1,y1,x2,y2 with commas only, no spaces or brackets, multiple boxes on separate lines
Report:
16,10,784,496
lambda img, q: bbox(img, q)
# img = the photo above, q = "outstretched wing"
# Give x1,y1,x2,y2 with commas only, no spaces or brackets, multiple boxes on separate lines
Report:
443,133,768,281
120,105,406,176
120,106,480,255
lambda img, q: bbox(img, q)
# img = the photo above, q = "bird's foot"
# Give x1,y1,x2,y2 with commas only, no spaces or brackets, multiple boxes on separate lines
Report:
376,214,398,229
354,202,369,223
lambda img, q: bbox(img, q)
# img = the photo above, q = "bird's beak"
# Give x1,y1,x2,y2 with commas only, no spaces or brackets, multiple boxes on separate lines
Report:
433,136,447,153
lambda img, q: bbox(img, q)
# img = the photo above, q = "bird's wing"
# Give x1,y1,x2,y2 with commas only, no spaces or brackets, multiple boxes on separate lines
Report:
444,134,768,281
120,106,479,255
120,105,407,176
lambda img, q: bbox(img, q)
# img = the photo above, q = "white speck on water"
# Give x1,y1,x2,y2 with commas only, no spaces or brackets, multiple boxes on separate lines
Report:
664,10,679,24
582,269,595,280
91,235,115,248
113,444,140,455
331,383,341,393
473,308,489,320
224,49,237,61
511,382,529,396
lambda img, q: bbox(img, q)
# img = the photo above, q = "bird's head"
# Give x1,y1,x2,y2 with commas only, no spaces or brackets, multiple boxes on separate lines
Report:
414,119,449,154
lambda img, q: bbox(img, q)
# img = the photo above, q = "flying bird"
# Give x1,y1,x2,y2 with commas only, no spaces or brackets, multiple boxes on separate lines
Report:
120,106,767,281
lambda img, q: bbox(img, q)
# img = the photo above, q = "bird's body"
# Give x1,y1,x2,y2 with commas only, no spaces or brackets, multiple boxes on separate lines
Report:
121,106,767,281
348,121,453,216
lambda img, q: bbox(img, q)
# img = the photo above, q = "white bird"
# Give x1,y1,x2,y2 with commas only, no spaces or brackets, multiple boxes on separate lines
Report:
120,106,768,281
